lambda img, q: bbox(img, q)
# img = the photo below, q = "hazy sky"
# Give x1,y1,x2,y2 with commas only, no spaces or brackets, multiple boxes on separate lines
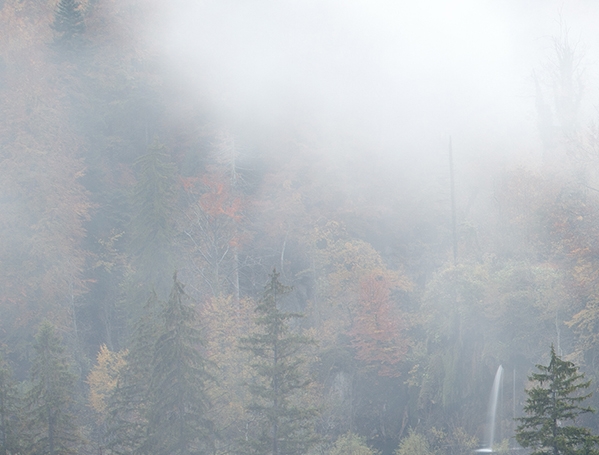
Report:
151,0,599,177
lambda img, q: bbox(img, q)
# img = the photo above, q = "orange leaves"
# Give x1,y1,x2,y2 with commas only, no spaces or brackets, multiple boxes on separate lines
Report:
313,221,411,304
181,169,245,222
181,165,248,297
350,273,408,378
197,170,244,222
180,176,200,194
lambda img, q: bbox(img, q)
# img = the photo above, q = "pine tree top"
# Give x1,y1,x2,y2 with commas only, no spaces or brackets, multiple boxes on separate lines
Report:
51,0,85,45
516,345,599,455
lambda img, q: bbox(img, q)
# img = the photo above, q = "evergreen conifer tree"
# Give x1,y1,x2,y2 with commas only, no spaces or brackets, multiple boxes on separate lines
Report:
127,143,178,314
516,345,599,455
0,354,20,455
104,293,159,455
51,0,85,52
143,273,213,455
240,270,319,455
23,321,82,455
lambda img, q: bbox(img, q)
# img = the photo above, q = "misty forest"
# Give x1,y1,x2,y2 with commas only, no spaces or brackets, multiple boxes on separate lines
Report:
3,0,599,454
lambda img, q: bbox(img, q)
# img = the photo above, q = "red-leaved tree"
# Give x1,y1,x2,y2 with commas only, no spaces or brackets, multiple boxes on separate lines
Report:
350,274,408,377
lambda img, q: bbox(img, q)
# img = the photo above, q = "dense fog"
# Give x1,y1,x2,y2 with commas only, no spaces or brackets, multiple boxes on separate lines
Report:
2,0,599,454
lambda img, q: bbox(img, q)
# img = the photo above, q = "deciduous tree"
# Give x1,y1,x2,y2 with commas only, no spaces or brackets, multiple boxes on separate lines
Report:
181,163,246,299
394,431,431,455
350,273,408,378
87,344,127,419
0,0,91,351
329,432,378,455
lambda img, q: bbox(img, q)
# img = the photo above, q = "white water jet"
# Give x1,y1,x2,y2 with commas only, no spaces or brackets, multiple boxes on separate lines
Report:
477,365,503,453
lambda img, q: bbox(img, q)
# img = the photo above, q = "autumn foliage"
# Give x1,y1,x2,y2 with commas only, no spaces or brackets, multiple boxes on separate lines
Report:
6,0,599,454
350,273,408,378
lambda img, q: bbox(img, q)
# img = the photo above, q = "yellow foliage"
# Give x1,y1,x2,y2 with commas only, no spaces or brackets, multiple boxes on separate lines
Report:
314,221,411,296
310,221,412,344
87,344,127,417
329,432,378,455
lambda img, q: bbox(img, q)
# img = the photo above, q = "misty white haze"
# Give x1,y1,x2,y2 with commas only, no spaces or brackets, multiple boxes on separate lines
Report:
6,0,599,453
151,0,599,174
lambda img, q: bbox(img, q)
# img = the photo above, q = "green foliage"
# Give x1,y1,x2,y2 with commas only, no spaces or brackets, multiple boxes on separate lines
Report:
240,270,319,455
425,426,477,455
515,345,599,455
127,143,178,305
23,321,82,455
201,295,256,451
104,293,158,455
0,354,20,455
144,273,213,455
492,439,511,454
329,432,377,455
490,261,570,362
394,430,431,455
51,0,85,52
10,0,599,451
106,276,214,455
418,262,491,429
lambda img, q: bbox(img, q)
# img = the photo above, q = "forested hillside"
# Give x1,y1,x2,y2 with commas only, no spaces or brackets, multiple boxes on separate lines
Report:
2,0,599,454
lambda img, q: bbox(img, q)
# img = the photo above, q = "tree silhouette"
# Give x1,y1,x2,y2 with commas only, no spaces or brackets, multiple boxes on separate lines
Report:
516,345,599,455
23,322,82,455
51,0,85,54
144,273,213,455
240,270,319,455
0,354,20,455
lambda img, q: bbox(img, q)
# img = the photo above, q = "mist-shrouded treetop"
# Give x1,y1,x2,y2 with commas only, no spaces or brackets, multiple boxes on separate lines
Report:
51,0,86,53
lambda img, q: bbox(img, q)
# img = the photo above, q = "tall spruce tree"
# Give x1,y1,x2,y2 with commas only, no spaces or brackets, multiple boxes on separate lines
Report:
240,270,319,455
23,321,82,455
143,273,213,455
104,293,159,455
0,354,20,455
51,0,85,53
127,143,178,314
516,345,599,455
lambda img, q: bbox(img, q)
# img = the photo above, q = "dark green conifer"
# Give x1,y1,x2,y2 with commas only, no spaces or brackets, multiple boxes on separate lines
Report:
104,293,159,455
51,0,85,52
516,345,599,455
127,143,178,312
144,273,213,455
0,354,20,455
24,321,82,455
240,270,319,455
